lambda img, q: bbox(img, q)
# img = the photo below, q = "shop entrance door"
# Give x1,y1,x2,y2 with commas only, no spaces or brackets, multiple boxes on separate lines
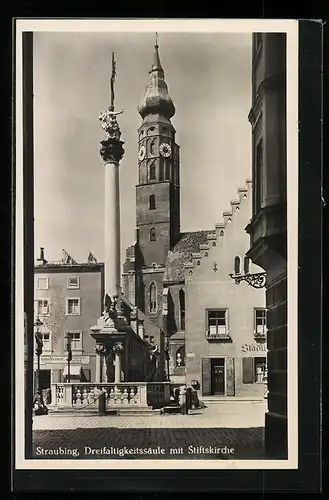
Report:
211,358,225,395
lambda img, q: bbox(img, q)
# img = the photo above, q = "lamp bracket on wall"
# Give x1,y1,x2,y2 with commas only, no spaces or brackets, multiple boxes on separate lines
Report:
229,272,267,289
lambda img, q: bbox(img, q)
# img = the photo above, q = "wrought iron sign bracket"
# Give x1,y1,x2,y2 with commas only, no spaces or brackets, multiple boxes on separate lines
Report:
229,272,267,289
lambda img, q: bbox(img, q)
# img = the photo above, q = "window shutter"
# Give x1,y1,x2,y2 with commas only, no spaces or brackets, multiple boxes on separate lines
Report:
242,357,255,384
226,357,235,396
202,358,211,396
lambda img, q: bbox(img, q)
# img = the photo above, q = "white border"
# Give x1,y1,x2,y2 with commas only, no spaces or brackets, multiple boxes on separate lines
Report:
15,18,299,471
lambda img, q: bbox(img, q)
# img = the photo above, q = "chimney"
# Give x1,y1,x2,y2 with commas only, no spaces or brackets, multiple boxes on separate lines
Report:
37,247,47,265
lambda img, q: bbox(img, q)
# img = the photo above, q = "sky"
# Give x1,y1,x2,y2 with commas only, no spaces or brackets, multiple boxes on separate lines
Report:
33,31,252,265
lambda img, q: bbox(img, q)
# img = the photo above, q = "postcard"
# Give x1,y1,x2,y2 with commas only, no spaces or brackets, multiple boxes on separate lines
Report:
14,18,300,474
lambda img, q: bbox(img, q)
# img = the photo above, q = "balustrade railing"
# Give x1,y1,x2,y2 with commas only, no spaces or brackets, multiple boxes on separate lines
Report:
51,382,171,409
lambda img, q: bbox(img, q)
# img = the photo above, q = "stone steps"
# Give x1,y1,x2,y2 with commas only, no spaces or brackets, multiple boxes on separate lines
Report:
48,406,161,416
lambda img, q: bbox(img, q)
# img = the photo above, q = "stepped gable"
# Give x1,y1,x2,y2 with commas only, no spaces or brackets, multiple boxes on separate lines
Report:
183,179,252,279
163,230,214,283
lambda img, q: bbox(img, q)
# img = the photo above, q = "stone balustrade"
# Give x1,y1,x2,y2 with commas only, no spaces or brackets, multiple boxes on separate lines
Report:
51,382,171,409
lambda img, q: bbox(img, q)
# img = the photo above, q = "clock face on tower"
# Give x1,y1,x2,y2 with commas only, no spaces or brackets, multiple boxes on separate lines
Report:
138,145,146,161
159,142,172,158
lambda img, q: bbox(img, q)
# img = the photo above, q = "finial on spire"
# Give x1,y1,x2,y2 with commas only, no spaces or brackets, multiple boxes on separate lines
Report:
110,52,116,111
155,32,159,47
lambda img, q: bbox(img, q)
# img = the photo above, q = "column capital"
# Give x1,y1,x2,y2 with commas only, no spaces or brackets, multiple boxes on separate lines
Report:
94,344,107,356
113,342,124,354
100,138,125,164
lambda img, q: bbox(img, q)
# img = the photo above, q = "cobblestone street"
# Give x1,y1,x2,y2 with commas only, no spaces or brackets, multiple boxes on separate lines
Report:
32,401,266,460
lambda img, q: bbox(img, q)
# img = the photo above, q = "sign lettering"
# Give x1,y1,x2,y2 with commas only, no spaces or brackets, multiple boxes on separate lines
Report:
241,343,267,353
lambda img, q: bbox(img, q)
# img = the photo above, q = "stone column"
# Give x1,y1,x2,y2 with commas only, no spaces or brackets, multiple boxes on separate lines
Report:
113,342,123,383
94,344,106,383
104,158,121,301
99,108,125,323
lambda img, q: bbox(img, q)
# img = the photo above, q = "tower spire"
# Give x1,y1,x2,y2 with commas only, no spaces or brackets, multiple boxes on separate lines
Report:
138,34,175,119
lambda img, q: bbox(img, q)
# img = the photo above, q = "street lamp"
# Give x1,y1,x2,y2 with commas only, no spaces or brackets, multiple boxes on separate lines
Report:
164,336,171,382
33,316,48,415
66,332,72,383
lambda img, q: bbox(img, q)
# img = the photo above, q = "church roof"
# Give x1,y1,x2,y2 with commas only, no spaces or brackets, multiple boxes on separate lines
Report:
163,231,212,283
138,40,175,120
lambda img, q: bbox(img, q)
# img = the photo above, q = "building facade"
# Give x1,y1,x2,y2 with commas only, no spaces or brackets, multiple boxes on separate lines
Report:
246,33,287,457
184,180,267,397
34,249,104,392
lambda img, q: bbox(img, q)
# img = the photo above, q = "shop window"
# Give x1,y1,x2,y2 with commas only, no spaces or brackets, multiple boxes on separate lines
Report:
255,357,267,382
242,356,267,384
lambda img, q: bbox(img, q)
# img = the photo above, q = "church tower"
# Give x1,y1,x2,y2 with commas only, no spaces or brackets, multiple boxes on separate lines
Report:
136,36,180,270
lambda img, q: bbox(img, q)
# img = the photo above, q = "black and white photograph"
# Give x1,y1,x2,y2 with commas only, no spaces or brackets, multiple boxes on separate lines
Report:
14,19,300,471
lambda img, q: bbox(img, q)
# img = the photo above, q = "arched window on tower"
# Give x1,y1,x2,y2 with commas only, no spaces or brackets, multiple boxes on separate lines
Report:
234,256,241,274
159,160,165,181
149,163,156,180
149,282,157,313
150,227,156,241
244,256,250,274
150,139,156,155
149,194,156,210
165,160,170,181
179,289,185,331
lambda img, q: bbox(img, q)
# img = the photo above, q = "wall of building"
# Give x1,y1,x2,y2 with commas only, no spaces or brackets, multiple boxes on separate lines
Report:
34,265,103,388
184,181,267,397
247,33,288,458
